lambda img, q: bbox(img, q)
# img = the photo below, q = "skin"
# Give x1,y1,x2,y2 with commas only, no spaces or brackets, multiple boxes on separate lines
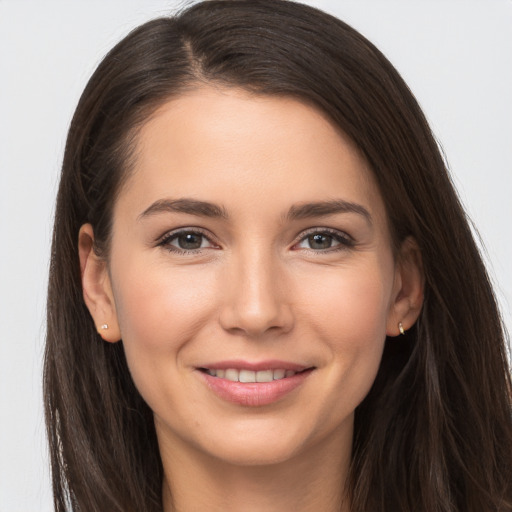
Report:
79,86,423,511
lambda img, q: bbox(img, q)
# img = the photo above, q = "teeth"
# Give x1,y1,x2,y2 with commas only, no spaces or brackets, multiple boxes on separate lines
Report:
239,370,256,383
256,370,274,383
205,368,298,382
273,369,285,380
225,369,239,381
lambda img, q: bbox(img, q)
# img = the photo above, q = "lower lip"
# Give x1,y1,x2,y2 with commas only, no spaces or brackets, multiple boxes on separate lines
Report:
199,369,314,407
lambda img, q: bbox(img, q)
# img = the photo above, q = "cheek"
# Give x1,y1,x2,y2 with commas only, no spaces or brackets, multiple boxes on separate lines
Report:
114,258,214,336
302,261,392,341
110,257,217,385
299,260,393,397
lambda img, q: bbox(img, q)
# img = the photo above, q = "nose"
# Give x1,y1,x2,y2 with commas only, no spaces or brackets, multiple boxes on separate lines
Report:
219,249,294,338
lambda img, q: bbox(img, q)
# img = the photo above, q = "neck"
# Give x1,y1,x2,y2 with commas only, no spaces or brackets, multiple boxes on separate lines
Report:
160,427,352,512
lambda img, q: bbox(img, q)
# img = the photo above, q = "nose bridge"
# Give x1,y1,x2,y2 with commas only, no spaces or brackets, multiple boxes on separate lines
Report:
219,240,293,337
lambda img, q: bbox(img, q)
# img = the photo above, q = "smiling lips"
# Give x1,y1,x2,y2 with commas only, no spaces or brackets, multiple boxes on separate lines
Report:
204,368,298,382
198,362,314,407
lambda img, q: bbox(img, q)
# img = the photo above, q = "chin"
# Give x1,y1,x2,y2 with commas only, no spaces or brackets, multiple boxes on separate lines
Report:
190,414,346,468
206,437,306,467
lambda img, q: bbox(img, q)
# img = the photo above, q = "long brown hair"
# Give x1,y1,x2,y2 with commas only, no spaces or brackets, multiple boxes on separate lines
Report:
44,1,512,510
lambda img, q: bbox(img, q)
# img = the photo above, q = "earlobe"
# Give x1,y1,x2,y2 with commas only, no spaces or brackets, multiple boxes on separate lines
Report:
386,236,424,337
78,224,121,343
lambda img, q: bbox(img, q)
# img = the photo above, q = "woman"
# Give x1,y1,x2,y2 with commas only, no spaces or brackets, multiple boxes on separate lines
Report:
44,0,512,511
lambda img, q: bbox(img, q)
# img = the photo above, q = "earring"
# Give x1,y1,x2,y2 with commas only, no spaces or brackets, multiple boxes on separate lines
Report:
398,322,405,335
101,324,108,330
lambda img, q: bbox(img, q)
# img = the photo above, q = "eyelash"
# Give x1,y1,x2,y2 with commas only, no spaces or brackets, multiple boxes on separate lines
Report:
157,227,355,255
157,228,218,255
291,227,355,253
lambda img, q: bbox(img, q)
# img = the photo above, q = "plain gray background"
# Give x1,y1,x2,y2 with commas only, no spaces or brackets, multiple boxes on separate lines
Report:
1,1,511,510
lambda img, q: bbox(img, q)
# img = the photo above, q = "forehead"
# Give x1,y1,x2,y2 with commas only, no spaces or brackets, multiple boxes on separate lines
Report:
116,86,387,225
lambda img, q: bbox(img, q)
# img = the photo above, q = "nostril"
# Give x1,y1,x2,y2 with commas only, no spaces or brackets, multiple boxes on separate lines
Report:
219,302,295,338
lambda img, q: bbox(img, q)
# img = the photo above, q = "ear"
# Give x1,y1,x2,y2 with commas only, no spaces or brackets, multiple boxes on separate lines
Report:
78,224,121,343
386,236,424,337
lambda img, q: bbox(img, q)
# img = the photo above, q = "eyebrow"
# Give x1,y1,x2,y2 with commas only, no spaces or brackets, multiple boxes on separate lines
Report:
138,198,228,221
285,199,372,225
138,197,372,225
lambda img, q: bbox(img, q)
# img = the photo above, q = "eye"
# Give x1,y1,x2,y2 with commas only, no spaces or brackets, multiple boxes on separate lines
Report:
158,229,217,253
294,229,353,251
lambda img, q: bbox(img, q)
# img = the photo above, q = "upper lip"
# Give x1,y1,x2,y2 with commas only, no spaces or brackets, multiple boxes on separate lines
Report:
197,360,311,372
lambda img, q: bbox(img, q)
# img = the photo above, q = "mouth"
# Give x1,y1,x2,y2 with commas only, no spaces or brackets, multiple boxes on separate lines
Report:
197,363,315,407
198,367,308,383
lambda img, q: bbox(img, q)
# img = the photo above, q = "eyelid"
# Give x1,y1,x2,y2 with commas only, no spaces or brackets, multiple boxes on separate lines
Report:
291,227,355,251
156,227,220,252
155,226,354,253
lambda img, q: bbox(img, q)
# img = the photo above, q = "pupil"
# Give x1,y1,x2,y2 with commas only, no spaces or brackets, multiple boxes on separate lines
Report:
309,233,332,249
178,233,202,250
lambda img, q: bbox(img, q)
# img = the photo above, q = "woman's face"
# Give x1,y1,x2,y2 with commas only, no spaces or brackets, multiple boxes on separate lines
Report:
88,87,409,466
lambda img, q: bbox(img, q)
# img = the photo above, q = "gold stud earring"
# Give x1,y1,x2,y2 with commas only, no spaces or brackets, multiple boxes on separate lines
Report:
398,322,405,335
101,324,108,330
